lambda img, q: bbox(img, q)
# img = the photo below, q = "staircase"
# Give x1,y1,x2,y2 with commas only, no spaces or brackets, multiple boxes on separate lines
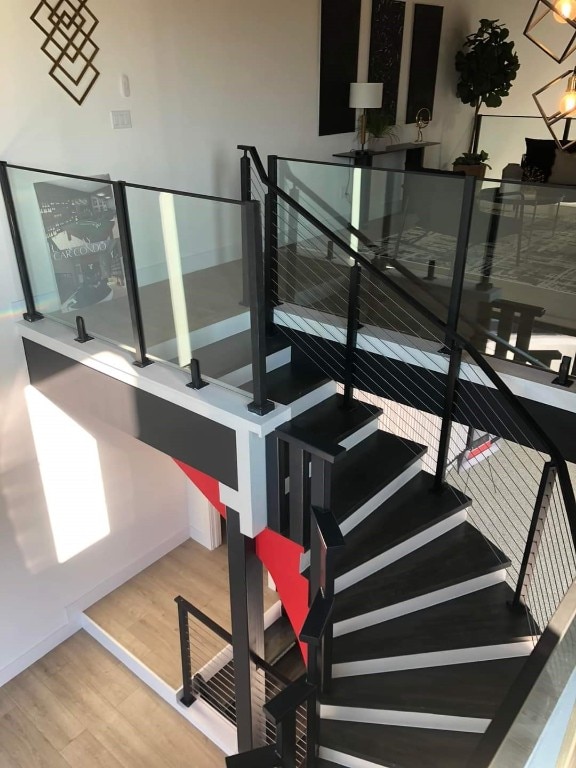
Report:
271,388,537,768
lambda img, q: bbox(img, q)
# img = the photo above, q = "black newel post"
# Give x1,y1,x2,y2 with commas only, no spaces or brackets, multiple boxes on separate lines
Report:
242,199,275,416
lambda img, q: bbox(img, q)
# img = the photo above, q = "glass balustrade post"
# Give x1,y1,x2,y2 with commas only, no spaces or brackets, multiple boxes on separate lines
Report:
113,181,152,368
0,162,43,322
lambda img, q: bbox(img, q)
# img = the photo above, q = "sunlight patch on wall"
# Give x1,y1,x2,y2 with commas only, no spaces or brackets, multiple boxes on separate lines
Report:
25,386,110,563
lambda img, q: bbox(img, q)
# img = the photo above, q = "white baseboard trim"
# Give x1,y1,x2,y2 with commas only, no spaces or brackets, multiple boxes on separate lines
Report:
66,527,191,618
0,621,80,688
80,615,238,755
319,746,393,768
320,704,489,733
332,640,538,678
333,570,508,638
335,511,467,594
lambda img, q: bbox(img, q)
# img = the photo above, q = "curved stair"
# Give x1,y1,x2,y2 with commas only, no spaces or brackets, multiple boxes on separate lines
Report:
273,388,539,768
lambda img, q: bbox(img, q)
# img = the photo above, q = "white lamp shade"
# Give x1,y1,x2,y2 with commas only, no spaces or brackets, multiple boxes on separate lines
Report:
349,82,383,109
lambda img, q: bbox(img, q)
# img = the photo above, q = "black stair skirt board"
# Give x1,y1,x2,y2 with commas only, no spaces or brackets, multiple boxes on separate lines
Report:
240,362,331,405
275,393,382,460
320,721,482,768
332,432,426,526
333,522,510,625
321,657,527,719
333,582,537,665
335,471,470,578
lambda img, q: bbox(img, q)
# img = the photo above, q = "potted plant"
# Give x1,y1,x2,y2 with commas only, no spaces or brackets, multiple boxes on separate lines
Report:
454,19,520,177
453,150,492,179
365,110,398,148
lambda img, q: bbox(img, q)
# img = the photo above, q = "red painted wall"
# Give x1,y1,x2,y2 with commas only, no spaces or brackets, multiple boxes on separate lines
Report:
175,461,308,659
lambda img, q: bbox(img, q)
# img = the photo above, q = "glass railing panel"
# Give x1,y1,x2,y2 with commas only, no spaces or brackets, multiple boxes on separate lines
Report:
463,176,576,372
7,166,134,351
483,581,576,768
125,185,251,395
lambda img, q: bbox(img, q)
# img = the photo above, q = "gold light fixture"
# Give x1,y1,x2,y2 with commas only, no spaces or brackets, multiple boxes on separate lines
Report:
525,0,576,61
533,67,576,149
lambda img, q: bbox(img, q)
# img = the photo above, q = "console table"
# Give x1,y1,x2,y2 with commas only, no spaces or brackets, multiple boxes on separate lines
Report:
333,141,440,171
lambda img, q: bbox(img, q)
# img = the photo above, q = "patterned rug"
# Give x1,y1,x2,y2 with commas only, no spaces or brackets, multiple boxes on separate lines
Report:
369,219,576,295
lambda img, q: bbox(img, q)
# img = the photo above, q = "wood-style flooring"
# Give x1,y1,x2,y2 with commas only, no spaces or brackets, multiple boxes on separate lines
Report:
0,631,225,768
85,539,278,688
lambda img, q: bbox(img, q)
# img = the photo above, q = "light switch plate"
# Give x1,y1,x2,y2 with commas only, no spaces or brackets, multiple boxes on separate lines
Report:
111,110,132,129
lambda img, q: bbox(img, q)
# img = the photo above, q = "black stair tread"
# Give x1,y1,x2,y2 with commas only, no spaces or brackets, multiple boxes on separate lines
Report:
333,582,537,664
336,472,471,577
316,761,347,768
332,432,426,525
241,363,331,405
265,615,296,665
333,522,510,625
275,394,382,460
320,721,482,768
322,657,526,719
192,331,290,380
272,644,307,683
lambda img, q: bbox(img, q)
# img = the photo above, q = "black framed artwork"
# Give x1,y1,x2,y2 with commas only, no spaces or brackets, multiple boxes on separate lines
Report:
405,4,444,124
368,0,406,124
319,0,362,136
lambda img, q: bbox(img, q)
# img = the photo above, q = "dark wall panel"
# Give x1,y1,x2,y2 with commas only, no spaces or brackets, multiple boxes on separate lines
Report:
319,0,362,136
368,0,406,123
23,339,239,489
405,4,444,124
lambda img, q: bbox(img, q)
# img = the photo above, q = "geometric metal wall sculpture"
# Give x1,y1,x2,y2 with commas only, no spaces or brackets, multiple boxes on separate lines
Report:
31,0,100,105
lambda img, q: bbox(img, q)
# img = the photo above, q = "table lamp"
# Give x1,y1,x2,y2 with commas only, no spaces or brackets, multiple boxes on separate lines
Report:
349,82,384,153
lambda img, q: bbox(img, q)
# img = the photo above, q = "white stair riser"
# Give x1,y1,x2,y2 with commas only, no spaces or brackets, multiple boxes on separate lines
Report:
300,459,423,573
332,640,537,677
320,704,489,733
319,746,394,768
335,510,468,594
340,460,422,537
339,419,380,452
333,570,508,637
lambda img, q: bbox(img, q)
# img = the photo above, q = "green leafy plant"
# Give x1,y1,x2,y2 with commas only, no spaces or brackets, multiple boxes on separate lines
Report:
365,110,398,142
455,19,520,156
453,151,492,169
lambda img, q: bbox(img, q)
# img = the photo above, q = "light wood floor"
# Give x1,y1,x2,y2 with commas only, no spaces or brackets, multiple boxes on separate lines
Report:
0,631,225,768
85,539,278,688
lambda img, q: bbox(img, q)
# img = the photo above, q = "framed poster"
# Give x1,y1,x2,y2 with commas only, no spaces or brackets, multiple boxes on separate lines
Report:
34,178,126,313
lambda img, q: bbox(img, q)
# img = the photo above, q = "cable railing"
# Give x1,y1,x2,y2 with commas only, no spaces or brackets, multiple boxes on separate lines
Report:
240,143,576,640
275,154,576,379
175,597,308,765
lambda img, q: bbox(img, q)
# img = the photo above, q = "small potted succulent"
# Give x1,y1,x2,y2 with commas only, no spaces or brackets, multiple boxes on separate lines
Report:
453,150,492,179
454,19,519,177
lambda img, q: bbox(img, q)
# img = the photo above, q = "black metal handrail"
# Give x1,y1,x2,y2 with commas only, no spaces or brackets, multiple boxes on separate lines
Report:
276,157,553,374
238,144,576,549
